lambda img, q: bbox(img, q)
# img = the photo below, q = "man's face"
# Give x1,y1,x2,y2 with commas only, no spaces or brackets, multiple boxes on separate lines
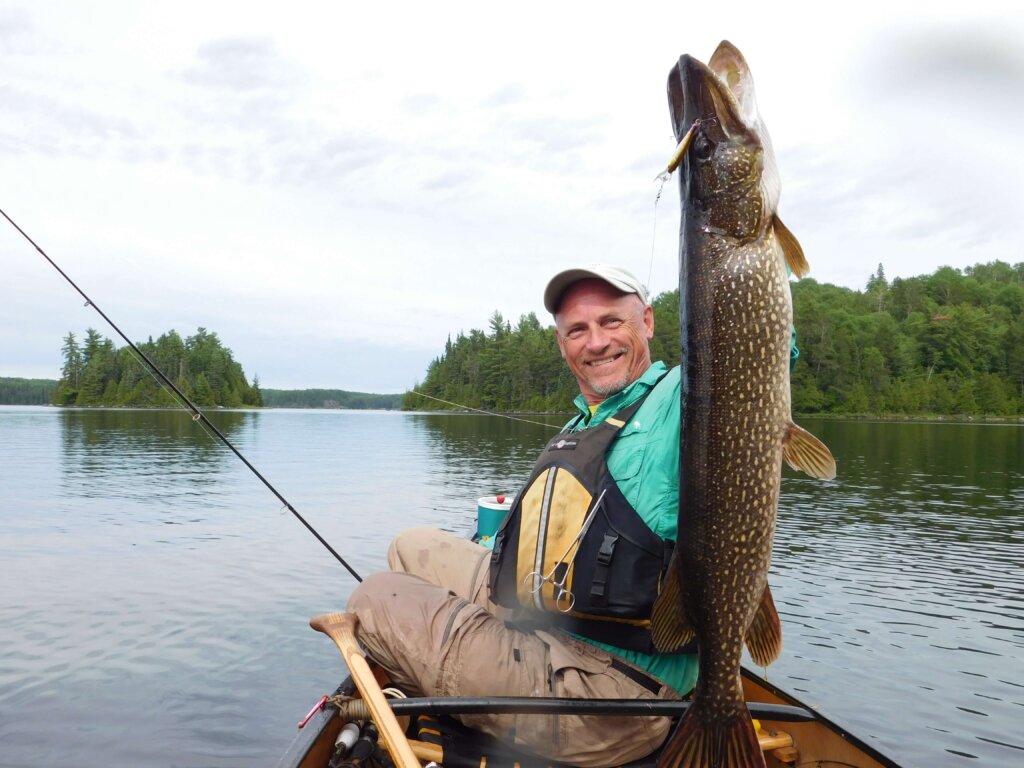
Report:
554,279,654,405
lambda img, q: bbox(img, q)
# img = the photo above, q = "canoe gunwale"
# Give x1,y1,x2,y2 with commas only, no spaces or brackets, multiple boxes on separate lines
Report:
274,679,352,768
741,667,903,768
278,668,903,768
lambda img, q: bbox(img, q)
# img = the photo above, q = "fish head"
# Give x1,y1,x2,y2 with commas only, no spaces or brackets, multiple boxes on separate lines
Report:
668,41,780,242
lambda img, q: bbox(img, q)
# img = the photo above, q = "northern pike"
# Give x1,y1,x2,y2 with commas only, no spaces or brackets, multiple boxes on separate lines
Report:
651,42,836,768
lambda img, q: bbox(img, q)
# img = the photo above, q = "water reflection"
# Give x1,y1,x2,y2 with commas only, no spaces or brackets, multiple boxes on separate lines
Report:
59,409,253,506
2,408,1022,767
793,418,1023,507
408,412,563,501
768,419,1024,765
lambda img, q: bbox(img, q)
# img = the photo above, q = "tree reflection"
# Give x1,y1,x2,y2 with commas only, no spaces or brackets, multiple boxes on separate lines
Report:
59,409,254,503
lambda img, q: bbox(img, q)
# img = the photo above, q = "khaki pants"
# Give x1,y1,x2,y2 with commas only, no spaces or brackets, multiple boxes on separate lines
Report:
347,528,677,767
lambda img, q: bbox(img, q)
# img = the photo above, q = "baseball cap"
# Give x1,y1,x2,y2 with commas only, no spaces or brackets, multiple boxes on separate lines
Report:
543,264,650,314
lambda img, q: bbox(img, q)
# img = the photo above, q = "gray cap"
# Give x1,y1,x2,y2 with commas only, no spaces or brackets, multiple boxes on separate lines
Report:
544,264,650,314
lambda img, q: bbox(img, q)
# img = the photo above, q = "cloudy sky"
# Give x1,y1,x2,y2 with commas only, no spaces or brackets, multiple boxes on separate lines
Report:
2,1,1021,392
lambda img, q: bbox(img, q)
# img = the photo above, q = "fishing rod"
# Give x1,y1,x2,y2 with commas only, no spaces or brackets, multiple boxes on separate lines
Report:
1,205,362,583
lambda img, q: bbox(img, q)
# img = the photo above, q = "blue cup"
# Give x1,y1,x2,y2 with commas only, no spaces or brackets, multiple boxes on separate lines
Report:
477,495,514,548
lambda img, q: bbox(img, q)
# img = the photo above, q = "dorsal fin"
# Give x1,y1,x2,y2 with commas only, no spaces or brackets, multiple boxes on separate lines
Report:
708,40,759,127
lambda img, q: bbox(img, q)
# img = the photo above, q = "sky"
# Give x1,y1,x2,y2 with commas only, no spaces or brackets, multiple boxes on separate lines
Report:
2,1,1021,393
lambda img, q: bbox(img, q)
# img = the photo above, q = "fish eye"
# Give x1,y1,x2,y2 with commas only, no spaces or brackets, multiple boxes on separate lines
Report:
693,135,714,161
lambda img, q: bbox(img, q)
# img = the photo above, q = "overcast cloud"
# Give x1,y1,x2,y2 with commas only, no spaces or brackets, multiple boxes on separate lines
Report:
2,1,1020,392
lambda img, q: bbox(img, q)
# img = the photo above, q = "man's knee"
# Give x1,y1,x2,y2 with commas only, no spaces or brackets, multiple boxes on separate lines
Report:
386,527,443,573
346,571,441,694
387,527,490,602
347,571,404,636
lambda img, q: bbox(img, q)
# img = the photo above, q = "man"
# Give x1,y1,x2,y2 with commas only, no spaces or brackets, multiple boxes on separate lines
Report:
348,265,694,767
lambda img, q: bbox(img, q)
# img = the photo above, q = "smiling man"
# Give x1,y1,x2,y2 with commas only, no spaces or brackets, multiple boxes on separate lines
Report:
347,265,693,767
547,265,657,402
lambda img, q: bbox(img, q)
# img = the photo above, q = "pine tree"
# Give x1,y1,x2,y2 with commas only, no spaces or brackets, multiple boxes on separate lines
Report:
54,332,84,404
867,263,888,312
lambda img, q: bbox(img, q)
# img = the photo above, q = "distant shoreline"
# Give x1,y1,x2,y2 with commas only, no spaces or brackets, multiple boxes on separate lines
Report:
0,377,403,411
2,377,1021,422
794,412,1023,424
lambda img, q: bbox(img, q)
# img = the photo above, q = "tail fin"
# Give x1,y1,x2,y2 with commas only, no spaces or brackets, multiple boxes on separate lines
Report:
657,706,765,768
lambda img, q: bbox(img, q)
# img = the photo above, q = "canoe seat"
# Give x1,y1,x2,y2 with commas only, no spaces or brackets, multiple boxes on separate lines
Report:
757,725,798,765
758,726,794,752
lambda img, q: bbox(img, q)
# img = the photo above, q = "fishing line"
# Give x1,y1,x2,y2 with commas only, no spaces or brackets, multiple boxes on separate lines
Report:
406,391,557,429
1,205,362,583
647,174,668,289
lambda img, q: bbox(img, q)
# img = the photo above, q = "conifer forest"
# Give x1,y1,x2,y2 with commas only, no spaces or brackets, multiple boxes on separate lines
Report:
404,261,1024,417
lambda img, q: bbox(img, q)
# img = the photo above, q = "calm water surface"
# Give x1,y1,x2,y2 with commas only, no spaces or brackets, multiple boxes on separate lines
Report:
0,407,1020,767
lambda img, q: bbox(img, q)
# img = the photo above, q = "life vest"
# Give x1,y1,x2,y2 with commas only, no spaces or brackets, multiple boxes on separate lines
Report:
488,391,679,654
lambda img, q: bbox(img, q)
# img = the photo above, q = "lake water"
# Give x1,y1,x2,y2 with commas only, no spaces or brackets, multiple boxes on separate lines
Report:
0,406,1020,767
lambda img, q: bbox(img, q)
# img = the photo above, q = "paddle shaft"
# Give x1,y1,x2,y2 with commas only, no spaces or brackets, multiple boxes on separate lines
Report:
310,613,420,768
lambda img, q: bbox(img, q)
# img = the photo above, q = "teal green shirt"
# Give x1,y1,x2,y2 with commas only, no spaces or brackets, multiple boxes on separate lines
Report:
565,361,698,696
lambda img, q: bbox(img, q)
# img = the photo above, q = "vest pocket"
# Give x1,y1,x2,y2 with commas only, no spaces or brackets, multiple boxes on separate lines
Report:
568,487,669,620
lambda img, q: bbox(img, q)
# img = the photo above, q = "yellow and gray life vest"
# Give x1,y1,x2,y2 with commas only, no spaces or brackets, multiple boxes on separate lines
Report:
488,392,680,654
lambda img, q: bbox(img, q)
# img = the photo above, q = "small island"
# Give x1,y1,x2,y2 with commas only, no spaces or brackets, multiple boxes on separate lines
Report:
0,328,402,410
50,327,262,408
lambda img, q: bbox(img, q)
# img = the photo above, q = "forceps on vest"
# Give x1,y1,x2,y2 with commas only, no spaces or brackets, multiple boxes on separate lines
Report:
524,488,607,613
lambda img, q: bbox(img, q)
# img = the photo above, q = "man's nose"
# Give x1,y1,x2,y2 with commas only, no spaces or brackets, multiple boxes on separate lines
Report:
586,326,610,351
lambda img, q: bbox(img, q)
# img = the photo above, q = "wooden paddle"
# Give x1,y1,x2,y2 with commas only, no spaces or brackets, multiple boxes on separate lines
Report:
309,612,421,768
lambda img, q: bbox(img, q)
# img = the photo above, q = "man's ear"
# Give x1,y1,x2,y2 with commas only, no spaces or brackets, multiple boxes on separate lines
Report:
553,327,568,360
643,304,655,340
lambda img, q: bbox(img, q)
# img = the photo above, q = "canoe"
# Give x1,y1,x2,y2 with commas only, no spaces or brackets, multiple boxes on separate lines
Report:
277,613,901,768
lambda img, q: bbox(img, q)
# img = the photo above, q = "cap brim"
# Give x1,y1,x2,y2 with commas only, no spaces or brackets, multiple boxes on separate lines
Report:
544,267,646,314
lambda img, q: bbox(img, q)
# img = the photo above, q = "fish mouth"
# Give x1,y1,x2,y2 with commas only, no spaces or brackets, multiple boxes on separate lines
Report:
667,46,758,149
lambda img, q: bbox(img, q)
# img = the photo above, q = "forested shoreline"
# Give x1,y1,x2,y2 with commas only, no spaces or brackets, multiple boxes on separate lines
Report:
403,261,1024,417
6,260,1021,417
1,332,402,409
0,377,57,405
0,376,404,410
51,328,263,408
260,388,402,409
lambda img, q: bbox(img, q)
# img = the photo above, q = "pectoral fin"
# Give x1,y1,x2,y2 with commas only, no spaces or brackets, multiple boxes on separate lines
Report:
783,421,837,480
745,583,783,667
774,214,809,278
650,552,696,653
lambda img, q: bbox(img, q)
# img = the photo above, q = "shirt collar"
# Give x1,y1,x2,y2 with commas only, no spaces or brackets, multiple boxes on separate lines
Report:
571,361,668,427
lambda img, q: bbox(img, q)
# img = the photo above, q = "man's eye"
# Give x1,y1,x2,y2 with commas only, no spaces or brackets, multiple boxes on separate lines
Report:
604,319,623,328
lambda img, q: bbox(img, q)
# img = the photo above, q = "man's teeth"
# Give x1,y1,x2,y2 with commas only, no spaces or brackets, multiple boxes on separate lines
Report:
588,354,622,367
